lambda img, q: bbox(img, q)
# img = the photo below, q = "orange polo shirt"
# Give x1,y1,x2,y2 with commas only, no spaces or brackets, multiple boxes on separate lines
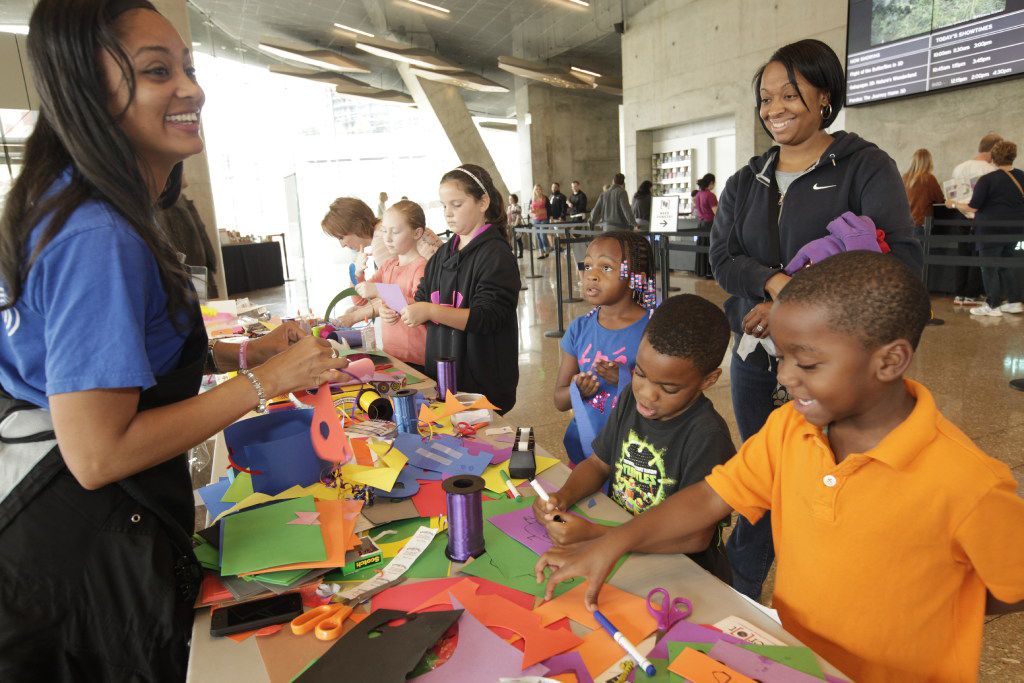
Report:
706,380,1024,682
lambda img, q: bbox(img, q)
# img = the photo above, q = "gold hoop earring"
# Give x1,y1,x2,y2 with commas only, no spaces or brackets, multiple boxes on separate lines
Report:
820,103,833,121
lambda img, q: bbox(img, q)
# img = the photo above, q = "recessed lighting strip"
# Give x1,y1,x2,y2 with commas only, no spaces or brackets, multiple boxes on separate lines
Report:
570,65,601,78
568,0,590,6
334,22,375,37
406,0,450,13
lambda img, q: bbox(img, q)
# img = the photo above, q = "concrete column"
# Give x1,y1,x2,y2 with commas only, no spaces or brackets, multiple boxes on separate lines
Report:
396,63,509,200
515,82,620,206
153,0,227,300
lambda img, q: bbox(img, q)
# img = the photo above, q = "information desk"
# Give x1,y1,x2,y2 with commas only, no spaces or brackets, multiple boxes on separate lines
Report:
187,374,841,681
221,242,285,296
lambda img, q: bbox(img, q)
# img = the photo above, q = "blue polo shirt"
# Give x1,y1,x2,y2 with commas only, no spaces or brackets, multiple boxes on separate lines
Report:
0,174,189,408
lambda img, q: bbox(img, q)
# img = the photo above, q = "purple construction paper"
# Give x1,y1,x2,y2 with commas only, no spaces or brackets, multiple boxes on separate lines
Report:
708,641,824,683
393,433,491,477
376,282,409,313
488,505,554,555
825,676,850,683
540,650,594,683
410,597,548,682
650,621,745,659
463,438,513,464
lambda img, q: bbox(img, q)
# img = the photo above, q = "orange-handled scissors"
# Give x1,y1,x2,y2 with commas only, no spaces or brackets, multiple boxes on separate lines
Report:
290,576,406,640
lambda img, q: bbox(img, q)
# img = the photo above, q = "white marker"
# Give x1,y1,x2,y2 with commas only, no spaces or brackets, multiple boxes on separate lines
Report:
529,479,564,523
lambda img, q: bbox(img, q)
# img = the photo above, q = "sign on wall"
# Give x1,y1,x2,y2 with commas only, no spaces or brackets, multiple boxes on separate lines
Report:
651,195,679,233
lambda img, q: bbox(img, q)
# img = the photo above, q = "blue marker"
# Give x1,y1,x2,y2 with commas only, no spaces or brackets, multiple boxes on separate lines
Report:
348,262,358,285
593,609,656,677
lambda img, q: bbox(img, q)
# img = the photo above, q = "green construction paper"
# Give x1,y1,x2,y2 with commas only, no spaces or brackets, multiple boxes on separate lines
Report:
192,535,220,570
325,528,451,582
645,658,677,682
250,568,313,586
324,287,358,321
666,643,825,679
336,348,390,362
460,496,608,597
220,496,327,576
220,472,253,503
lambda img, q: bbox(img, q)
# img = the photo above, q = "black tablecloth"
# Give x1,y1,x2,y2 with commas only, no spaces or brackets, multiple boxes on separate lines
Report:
221,242,284,295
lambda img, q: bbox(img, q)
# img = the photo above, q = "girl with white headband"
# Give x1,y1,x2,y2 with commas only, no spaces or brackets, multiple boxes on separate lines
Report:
401,164,522,413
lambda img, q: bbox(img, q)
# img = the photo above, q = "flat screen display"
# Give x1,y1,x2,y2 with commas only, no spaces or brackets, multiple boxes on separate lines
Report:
846,0,1024,105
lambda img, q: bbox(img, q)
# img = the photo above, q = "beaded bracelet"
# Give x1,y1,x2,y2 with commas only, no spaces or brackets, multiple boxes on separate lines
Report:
239,369,267,413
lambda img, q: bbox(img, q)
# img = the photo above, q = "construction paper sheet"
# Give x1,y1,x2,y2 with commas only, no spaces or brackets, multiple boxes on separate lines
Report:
255,568,333,595
481,455,560,494
570,383,599,458
705,641,825,682
540,650,595,683
255,621,337,683
411,597,549,682
404,464,444,481
413,579,581,668
324,286,358,321
240,567,310,586
376,282,409,313
533,582,657,645
244,431,326,495
372,576,537,613
197,573,232,606
373,462,421,499
648,620,745,659
667,643,825,679
361,498,420,525
419,392,499,426
240,499,362,575
221,472,253,503
222,573,274,600
220,496,327,576
460,497,584,598
296,609,463,683
197,477,234,519
350,438,375,466
488,505,561,555
345,357,377,381
393,433,491,477
571,628,630,678
668,646,757,683
340,447,408,491
192,536,220,570
463,437,514,464
411,480,447,517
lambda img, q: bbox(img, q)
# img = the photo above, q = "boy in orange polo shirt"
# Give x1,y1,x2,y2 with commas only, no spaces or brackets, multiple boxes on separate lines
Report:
535,251,1024,682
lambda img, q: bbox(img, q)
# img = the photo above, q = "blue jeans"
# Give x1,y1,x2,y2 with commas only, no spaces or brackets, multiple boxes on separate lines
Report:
532,220,549,255
979,242,1022,308
726,344,779,600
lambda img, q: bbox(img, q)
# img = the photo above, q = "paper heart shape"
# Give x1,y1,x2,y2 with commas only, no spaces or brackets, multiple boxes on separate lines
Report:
346,357,376,381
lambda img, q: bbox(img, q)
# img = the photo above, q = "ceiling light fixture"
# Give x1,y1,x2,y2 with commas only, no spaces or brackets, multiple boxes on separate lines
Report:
570,66,602,78
497,55,589,90
0,24,29,35
257,40,370,73
355,36,461,71
333,22,375,38
568,0,590,6
409,67,509,93
267,64,416,105
405,0,450,13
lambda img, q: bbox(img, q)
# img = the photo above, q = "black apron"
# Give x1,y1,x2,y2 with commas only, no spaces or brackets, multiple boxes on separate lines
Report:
0,318,207,683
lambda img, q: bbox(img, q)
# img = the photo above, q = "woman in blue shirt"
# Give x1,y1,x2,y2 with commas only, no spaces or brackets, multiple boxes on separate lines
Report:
0,2,349,679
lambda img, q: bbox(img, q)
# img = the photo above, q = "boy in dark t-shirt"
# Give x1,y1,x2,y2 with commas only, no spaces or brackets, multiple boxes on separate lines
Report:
534,295,735,582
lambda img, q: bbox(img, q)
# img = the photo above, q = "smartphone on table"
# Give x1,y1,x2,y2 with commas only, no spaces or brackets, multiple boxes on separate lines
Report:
209,593,303,637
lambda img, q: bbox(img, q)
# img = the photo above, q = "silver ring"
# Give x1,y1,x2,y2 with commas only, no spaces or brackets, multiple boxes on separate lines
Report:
330,348,338,359
754,324,765,333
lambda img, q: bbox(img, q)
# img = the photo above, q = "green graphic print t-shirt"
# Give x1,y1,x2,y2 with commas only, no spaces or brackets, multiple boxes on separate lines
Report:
593,385,735,516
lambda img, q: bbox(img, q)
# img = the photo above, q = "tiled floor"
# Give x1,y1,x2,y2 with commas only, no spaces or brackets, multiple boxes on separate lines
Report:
242,250,1024,681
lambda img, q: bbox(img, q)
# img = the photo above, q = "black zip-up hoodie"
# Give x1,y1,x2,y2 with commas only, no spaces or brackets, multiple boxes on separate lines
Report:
414,226,521,412
710,131,923,336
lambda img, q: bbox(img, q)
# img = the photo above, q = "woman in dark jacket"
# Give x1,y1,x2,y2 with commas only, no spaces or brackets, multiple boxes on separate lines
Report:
709,39,922,601
632,180,653,228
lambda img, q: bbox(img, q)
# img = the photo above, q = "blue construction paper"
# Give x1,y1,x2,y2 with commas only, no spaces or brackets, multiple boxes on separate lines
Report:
393,433,491,477
570,383,599,458
404,464,444,481
224,410,327,496
197,477,234,519
245,430,326,495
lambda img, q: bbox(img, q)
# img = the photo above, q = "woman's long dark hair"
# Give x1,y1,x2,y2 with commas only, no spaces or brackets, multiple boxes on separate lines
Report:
440,164,508,242
0,0,194,325
633,180,653,199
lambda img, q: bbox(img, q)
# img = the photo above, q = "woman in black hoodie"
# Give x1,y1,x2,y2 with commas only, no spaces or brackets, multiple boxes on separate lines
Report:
709,39,922,601
403,164,521,413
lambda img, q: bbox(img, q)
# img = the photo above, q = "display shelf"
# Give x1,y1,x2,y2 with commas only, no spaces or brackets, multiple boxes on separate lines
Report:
651,148,695,215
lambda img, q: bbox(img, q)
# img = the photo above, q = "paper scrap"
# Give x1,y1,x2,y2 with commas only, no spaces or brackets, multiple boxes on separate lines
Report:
533,581,657,645
337,526,437,601
220,496,327,576
488,505,556,555
481,455,560,494
707,641,825,683
376,282,410,313
666,643,826,679
288,511,321,526
668,646,757,683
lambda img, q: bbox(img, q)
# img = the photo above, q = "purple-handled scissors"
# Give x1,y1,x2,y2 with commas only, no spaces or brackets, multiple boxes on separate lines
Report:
646,587,693,633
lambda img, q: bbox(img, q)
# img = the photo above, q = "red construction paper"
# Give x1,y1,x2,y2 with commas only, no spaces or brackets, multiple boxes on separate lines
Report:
413,578,581,668
197,573,232,606
372,577,537,613
410,480,447,517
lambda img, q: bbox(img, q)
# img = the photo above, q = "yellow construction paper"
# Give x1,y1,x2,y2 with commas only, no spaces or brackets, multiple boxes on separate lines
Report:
339,449,408,491
481,455,560,494
213,483,353,522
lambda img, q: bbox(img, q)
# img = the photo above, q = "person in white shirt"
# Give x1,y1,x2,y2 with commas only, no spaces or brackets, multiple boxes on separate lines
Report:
948,133,1001,305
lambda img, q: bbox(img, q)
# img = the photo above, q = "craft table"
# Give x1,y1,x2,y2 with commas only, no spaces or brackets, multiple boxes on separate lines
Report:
187,395,843,681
